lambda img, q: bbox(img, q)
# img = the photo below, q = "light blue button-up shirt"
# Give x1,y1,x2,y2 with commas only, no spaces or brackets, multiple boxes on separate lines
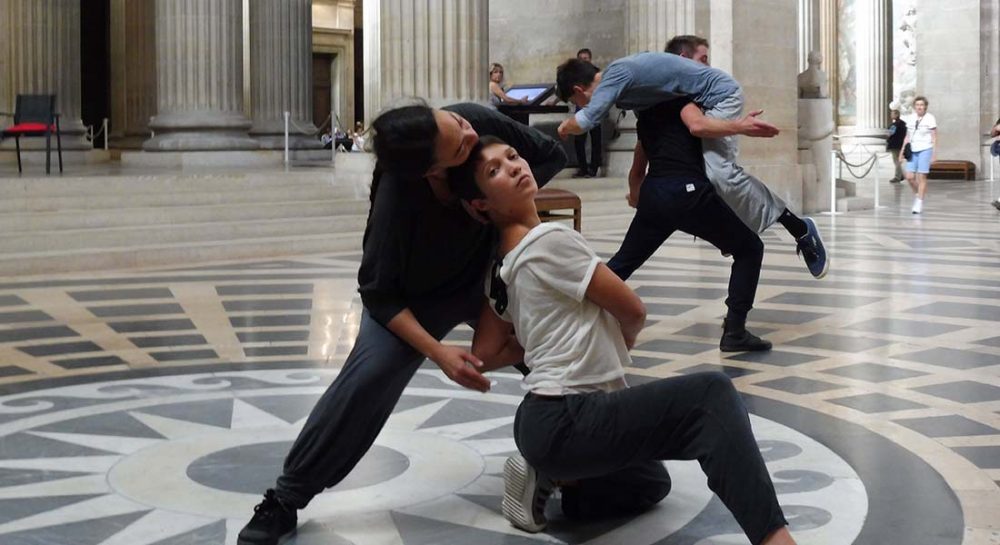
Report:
575,52,742,131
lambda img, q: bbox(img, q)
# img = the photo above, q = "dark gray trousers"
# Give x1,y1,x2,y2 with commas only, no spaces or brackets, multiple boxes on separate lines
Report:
514,372,787,545
275,289,483,508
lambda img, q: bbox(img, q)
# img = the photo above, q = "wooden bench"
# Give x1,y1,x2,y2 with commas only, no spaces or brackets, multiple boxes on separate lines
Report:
929,160,976,180
534,188,582,232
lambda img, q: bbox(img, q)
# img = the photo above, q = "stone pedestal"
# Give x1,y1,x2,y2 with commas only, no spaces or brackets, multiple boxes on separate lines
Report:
364,0,488,122
249,0,321,149
144,0,257,151
798,98,835,213
0,0,89,150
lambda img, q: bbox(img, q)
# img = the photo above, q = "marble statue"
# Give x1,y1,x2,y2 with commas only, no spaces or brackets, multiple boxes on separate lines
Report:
797,50,829,99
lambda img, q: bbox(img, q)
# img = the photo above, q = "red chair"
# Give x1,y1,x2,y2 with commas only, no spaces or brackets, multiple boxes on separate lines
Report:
1,94,63,174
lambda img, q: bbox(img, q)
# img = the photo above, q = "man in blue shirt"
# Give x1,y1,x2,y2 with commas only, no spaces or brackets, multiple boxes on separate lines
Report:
556,50,829,279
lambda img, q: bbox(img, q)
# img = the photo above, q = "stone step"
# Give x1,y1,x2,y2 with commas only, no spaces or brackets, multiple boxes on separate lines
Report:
0,215,368,254
0,184,360,214
0,232,362,277
836,196,875,212
0,199,369,232
0,171,354,198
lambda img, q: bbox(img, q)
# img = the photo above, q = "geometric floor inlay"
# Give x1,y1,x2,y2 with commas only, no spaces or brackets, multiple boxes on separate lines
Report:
1,180,998,543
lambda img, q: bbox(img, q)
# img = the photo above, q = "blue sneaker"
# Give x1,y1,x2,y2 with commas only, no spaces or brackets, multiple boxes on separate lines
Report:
796,217,828,279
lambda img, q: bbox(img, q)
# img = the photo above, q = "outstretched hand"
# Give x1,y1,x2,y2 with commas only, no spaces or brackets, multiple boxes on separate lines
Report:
739,110,780,138
431,345,491,392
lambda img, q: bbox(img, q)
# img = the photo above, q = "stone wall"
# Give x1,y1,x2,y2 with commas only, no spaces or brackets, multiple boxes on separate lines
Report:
488,0,625,86
917,0,983,168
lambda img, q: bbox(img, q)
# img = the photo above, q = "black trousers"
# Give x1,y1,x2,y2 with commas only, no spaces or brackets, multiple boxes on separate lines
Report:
275,287,483,508
608,175,764,323
574,125,603,172
514,372,788,545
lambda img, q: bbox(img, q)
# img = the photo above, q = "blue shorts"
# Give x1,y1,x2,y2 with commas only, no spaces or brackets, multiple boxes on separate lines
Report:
907,148,933,174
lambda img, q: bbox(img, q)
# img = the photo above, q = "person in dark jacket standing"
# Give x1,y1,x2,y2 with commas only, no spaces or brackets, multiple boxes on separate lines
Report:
886,109,907,183
236,101,567,545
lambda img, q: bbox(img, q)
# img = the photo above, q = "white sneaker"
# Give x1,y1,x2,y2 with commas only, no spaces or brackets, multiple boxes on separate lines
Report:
911,198,923,214
501,455,553,533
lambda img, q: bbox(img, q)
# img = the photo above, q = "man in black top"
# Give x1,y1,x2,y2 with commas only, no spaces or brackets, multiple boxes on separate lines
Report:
607,97,771,351
886,109,907,183
238,102,567,545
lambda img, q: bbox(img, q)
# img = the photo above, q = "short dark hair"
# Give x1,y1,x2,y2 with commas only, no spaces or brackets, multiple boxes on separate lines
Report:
913,95,929,107
556,58,600,102
576,48,592,58
370,103,439,177
665,35,709,56
448,135,508,202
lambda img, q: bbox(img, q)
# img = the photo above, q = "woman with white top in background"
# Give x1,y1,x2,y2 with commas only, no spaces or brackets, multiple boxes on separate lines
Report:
900,96,937,214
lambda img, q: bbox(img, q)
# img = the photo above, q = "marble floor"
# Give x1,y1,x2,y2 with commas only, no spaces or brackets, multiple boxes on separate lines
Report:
0,181,998,544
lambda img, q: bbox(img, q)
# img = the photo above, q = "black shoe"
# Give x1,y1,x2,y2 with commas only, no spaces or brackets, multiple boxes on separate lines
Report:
589,167,601,178
992,200,1000,211
720,320,772,352
238,489,297,545
573,168,589,178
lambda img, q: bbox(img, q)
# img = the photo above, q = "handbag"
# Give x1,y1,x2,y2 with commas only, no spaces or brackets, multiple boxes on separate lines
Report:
903,117,921,160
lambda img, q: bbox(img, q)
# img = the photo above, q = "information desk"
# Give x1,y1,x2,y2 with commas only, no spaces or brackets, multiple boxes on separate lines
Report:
496,104,570,126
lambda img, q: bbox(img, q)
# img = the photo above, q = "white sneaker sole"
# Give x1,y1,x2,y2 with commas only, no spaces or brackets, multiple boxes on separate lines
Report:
502,455,547,533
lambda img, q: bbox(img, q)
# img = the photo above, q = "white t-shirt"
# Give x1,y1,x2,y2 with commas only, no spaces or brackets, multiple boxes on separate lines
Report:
904,112,937,152
488,223,629,395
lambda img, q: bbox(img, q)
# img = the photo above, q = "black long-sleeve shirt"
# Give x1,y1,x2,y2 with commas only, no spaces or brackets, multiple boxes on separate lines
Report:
358,103,567,326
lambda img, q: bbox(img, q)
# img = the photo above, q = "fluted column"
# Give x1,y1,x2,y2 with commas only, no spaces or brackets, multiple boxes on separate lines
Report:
853,0,892,138
364,0,488,123
798,0,820,72
819,0,839,116
249,0,320,149
626,0,696,54
606,0,697,176
144,0,257,151
0,0,89,149
110,0,157,147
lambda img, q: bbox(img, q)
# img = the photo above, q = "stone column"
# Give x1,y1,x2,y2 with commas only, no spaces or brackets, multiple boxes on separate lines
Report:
712,0,803,211
607,0,697,176
110,0,157,148
819,0,839,115
144,0,257,151
626,0,696,53
364,0,489,123
852,0,892,140
249,0,321,149
0,0,89,149
798,0,820,72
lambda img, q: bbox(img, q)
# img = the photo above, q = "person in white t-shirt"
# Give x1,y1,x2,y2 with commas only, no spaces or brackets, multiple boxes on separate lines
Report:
448,136,798,545
900,96,937,214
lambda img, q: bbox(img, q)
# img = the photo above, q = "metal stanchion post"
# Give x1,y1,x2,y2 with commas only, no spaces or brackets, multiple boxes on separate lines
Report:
873,153,881,209
283,111,290,166
829,150,839,215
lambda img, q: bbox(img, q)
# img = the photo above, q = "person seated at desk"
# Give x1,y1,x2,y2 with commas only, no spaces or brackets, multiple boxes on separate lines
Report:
490,63,529,106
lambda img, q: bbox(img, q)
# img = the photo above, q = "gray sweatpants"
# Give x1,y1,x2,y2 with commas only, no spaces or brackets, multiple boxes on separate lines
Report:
703,93,787,234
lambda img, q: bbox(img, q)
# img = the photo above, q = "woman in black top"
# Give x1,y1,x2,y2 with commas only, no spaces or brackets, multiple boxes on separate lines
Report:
237,102,566,545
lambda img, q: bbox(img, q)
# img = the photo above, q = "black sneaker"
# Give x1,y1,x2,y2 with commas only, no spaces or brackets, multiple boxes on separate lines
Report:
237,489,298,545
992,200,1000,211
796,217,829,279
573,168,589,178
720,320,772,352
502,455,553,533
